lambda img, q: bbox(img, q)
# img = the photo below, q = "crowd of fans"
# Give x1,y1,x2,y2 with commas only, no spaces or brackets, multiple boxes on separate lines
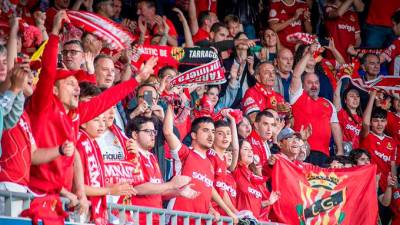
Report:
0,0,399,224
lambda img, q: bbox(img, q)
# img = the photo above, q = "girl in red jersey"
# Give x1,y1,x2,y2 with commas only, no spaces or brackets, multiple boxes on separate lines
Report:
337,87,363,151
233,139,280,221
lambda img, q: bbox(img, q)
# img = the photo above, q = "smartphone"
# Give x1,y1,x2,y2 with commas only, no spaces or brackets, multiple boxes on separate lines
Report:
249,45,262,55
318,37,329,47
143,90,153,107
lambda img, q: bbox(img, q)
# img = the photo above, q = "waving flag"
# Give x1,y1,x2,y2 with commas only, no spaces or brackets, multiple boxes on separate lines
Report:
271,155,378,225
67,10,134,51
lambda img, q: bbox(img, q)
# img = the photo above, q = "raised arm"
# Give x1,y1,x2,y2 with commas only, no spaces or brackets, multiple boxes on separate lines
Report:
7,17,19,70
173,8,194,47
29,11,69,113
360,90,377,138
188,0,199,35
79,57,158,124
325,0,354,18
291,48,311,95
163,104,182,151
226,111,239,171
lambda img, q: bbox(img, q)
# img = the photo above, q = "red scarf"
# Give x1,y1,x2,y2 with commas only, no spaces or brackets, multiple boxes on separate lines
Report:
78,130,108,225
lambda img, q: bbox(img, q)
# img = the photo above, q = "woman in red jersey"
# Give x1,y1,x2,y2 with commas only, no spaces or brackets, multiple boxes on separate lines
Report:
233,139,279,221
337,87,363,152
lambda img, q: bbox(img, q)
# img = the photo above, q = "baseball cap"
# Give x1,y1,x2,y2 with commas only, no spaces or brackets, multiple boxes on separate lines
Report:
56,69,97,84
277,127,301,142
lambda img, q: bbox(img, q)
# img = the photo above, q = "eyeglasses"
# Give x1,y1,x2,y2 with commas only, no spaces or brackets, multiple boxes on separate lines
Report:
62,50,83,56
139,129,158,136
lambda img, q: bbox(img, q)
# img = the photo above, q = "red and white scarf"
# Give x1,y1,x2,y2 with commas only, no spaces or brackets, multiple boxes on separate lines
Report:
78,130,108,225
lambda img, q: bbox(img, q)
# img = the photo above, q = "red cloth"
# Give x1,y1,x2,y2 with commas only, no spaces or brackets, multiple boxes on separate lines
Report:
271,155,378,225
76,130,108,224
324,5,360,62
241,83,285,116
172,145,214,214
337,109,362,149
192,28,209,43
128,151,163,225
360,132,397,190
0,112,34,186
207,149,228,215
268,0,309,50
366,0,400,27
382,37,400,75
292,91,334,156
233,163,263,219
20,195,68,225
27,35,140,194
247,130,270,169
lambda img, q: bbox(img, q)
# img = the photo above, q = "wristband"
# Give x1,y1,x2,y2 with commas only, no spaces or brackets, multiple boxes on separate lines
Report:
59,145,65,156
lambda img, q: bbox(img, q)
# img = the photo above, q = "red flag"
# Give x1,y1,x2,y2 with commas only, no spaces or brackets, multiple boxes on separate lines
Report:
271,156,378,225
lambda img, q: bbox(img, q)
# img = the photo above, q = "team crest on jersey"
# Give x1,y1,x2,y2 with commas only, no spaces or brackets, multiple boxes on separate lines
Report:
270,96,277,106
387,142,393,150
281,9,286,14
269,9,277,17
323,102,329,108
296,171,347,225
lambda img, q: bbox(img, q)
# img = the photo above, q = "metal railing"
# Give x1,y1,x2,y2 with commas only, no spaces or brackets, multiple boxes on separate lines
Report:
0,190,285,225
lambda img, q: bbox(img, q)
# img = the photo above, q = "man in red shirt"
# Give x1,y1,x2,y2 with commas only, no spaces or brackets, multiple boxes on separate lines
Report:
364,0,400,48
192,11,219,44
290,46,344,166
136,0,178,46
26,10,157,214
268,0,312,50
0,64,76,216
241,61,287,122
247,111,276,176
360,90,397,191
380,10,400,76
163,103,239,224
125,116,197,225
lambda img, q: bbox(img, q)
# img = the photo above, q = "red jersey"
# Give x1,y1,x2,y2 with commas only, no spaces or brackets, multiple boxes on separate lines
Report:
233,163,263,219
76,130,108,224
192,28,209,43
387,112,400,144
0,112,35,186
366,0,400,27
27,35,140,194
382,37,400,76
170,145,214,215
337,109,362,149
360,132,397,190
268,0,309,49
247,130,271,169
291,90,335,156
324,5,360,62
242,83,285,116
207,149,228,215
225,171,237,207
129,150,163,225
